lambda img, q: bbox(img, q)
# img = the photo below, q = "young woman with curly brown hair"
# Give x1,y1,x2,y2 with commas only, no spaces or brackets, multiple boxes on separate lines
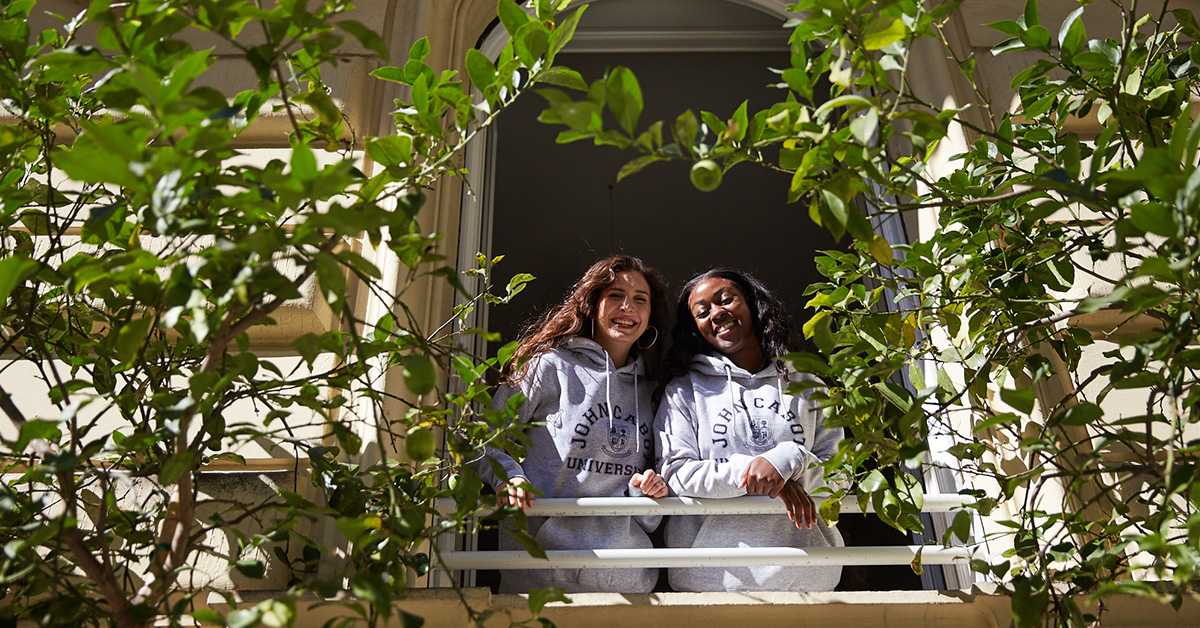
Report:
478,254,670,593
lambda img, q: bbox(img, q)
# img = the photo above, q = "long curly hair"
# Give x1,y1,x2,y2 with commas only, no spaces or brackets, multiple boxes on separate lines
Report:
661,268,799,385
503,255,669,382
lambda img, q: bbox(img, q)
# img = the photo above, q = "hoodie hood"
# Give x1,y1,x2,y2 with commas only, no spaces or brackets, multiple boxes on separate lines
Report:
688,351,778,380
559,336,647,376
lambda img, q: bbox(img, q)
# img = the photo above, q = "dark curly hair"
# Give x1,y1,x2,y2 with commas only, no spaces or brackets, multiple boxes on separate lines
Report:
661,268,799,385
503,255,669,382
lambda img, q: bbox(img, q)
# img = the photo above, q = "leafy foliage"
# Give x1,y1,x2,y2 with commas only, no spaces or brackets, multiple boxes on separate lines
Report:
0,0,579,626
534,0,1200,624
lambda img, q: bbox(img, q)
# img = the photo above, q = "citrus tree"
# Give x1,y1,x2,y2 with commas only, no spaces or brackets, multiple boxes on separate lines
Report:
0,0,584,626
535,0,1200,625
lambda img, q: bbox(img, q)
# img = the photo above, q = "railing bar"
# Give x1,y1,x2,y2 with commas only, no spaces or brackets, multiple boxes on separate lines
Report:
434,494,974,517
439,545,980,570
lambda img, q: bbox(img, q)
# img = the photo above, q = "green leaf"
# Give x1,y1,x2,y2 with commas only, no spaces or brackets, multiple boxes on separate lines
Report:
14,419,64,452
370,66,407,83
0,257,38,307
819,189,849,239
338,20,390,61
506,272,535,300
1012,576,1049,628
55,142,141,189
814,95,872,121
409,36,431,62
672,109,699,156
38,45,116,75
860,469,887,493
465,48,497,91
366,134,413,167
290,141,317,182
862,16,906,50
514,19,549,66
869,235,894,265
537,66,588,91
159,450,197,485
1173,8,1200,38
1022,0,1040,27
986,20,1021,37
497,0,531,36
605,66,643,135
949,510,972,543
507,526,547,559
189,610,225,625
973,412,1019,434
351,573,392,619
1130,202,1177,237
1070,51,1113,70
114,316,153,365
315,252,347,314
258,598,295,628
1056,402,1102,426
234,559,266,579
617,155,667,182
1000,388,1036,415
1019,25,1050,51
802,311,833,353
818,494,841,525
1057,7,1085,56
729,100,749,142
849,107,879,144
549,5,587,58
782,351,831,375
527,587,570,614
226,609,260,628
398,609,425,628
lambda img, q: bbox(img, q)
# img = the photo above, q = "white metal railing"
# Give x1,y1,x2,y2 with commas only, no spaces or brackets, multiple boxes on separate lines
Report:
434,495,981,571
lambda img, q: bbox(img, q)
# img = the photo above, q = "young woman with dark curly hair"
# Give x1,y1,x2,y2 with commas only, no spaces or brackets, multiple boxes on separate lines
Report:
654,268,844,592
477,254,670,593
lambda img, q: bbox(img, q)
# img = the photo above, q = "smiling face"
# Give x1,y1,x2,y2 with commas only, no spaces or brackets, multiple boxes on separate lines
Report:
688,276,765,372
592,270,652,366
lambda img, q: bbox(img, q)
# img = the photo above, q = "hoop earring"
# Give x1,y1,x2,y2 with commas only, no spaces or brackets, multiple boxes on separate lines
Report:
591,319,595,338
637,326,658,349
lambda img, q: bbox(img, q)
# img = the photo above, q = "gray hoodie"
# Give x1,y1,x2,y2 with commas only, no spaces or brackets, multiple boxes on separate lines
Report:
478,337,660,593
655,352,844,592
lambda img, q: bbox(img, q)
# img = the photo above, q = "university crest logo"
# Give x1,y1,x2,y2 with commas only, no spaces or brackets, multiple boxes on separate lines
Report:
601,422,633,458
744,414,775,452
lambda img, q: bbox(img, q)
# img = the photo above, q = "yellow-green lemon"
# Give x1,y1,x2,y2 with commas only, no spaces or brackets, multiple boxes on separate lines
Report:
690,159,722,192
405,425,437,462
403,355,436,395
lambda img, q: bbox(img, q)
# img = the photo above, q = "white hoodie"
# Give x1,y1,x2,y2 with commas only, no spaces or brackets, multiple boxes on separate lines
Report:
477,337,660,593
655,352,844,592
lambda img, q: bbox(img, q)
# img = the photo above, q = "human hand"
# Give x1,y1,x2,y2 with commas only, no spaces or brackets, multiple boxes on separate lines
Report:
630,469,668,498
739,456,785,498
498,477,533,512
780,480,815,530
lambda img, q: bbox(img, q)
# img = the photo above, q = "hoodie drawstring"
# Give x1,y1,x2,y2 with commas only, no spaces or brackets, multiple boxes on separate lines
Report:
602,347,640,454
605,355,613,432
633,371,640,454
724,364,736,436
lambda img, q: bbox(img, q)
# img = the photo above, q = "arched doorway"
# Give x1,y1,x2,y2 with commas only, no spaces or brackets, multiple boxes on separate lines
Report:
455,0,928,593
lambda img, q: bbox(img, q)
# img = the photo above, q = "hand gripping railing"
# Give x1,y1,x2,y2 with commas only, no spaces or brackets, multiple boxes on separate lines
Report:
434,494,981,571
